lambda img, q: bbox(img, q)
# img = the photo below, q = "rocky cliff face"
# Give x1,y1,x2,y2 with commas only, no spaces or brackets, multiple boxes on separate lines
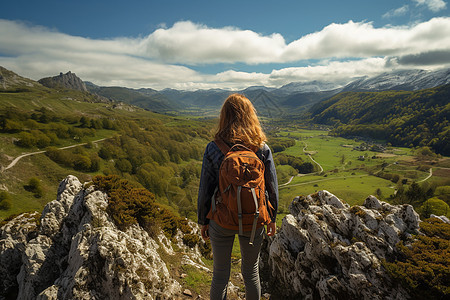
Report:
0,176,207,300
38,71,87,92
260,190,420,300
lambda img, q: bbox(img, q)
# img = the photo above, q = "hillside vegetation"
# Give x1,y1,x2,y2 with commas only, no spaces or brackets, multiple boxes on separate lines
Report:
0,68,214,221
309,84,450,156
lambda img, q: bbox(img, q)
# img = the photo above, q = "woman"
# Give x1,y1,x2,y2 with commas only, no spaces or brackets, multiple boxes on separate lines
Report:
197,93,278,300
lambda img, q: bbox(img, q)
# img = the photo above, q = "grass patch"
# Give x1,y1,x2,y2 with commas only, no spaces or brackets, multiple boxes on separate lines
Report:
274,129,445,207
181,265,212,295
0,150,92,220
280,174,394,206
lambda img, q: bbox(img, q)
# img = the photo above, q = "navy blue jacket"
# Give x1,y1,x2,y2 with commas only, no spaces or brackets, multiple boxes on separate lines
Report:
197,141,278,225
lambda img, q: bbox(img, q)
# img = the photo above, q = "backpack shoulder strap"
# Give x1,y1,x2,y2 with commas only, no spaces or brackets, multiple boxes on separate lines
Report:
214,138,231,155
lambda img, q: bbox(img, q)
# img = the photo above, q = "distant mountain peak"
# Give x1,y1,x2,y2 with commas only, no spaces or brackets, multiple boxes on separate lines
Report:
343,68,450,92
39,71,87,92
278,80,342,94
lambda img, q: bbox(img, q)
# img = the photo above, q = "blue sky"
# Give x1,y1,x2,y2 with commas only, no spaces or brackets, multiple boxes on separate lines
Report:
1,0,449,90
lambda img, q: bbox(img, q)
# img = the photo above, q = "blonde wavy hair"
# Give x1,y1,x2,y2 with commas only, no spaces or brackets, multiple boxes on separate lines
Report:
214,93,266,150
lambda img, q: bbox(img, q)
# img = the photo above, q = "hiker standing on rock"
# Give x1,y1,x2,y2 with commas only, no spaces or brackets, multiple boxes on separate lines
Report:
197,93,278,300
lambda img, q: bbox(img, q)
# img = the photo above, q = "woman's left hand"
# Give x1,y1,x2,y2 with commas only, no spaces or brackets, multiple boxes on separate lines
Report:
266,222,276,236
201,224,209,240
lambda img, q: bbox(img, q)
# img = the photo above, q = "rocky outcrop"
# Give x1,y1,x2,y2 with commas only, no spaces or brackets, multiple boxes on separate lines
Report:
38,71,87,92
0,66,38,91
0,175,206,300
1,179,427,299
261,191,420,300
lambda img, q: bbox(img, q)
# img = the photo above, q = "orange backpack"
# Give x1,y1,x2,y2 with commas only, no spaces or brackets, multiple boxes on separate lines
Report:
207,138,273,245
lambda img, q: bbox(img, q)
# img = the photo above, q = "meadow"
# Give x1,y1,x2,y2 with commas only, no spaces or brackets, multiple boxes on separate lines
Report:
274,128,437,211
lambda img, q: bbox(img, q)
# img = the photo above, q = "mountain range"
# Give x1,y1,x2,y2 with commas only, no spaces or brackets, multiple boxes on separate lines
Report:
82,68,450,116
3,66,450,115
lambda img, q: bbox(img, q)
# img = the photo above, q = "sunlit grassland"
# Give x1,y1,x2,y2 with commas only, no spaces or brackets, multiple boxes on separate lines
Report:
275,129,424,209
0,89,171,122
0,152,94,220
280,135,415,172
0,135,111,220
279,173,395,207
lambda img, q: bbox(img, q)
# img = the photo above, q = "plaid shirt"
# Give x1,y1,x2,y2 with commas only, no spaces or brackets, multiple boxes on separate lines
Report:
197,141,278,225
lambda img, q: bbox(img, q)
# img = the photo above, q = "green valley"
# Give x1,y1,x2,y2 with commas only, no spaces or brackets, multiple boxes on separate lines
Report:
1,66,449,226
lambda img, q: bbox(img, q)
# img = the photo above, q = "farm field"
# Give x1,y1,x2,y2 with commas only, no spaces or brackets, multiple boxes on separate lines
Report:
275,129,440,210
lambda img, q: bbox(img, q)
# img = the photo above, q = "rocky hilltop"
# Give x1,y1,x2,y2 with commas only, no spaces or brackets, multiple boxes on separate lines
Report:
260,191,421,299
0,176,206,300
39,71,87,92
1,177,444,299
0,66,40,91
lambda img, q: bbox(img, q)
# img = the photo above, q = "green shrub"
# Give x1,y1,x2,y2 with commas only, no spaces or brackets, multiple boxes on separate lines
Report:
92,175,211,257
25,177,43,198
0,191,12,210
93,175,184,236
115,158,133,173
382,219,450,299
73,154,91,171
17,131,36,147
183,234,200,248
418,197,450,218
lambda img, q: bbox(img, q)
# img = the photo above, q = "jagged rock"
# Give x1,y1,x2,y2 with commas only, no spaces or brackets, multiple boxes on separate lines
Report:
0,212,40,299
261,190,419,299
38,71,87,92
430,214,450,223
0,175,210,299
183,289,193,297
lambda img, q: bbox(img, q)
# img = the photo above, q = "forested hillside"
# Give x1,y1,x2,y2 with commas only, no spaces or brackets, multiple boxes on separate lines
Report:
0,67,214,221
86,84,177,113
309,84,450,155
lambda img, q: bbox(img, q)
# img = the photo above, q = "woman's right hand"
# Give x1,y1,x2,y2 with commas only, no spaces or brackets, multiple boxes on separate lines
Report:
201,224,209,240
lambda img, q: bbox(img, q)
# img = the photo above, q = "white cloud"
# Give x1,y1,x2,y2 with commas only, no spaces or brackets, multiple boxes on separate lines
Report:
0,18,450,90
137,18,450,64
382,5,409,18
141,21,286,64
284,18,450,61
413,0,447,12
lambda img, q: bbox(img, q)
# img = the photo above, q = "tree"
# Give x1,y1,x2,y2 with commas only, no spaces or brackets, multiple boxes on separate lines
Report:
17,132,36,148
0,191,12,210
115,159,133,173
25,177,43,198
375,188,383,199
405,182,427,206
73,154,91,171
418,198,449,218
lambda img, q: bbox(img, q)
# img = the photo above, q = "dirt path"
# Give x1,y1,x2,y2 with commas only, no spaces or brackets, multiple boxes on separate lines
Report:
1,138,108,173
417,168,433,183
303,141,323,173
280,141,324,186
280,175,296,186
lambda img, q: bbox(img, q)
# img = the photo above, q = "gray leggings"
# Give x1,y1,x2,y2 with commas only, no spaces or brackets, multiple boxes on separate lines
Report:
209,220,265,300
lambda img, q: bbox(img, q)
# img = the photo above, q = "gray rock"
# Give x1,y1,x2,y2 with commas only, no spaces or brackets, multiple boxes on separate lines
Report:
261,190,418,299
0,175,198,299
430,214,450,223
38,71,87,92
